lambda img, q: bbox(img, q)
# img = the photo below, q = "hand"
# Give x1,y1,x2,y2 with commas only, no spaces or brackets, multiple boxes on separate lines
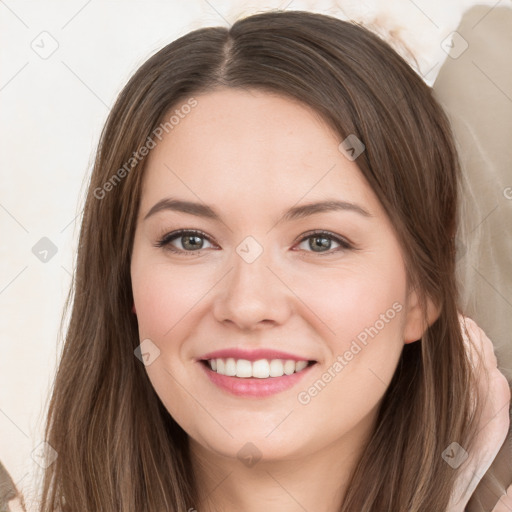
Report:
446,315,511,511
492,483,512,511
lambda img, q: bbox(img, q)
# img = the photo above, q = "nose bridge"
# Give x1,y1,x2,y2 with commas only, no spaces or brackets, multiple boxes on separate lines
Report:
233,237,272,292
213,235,291,329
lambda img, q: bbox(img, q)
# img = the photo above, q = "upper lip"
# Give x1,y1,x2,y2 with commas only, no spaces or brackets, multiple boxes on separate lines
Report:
197,348,316,362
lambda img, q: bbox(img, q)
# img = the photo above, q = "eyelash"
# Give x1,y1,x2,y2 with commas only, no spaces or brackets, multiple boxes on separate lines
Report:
153,229,354,257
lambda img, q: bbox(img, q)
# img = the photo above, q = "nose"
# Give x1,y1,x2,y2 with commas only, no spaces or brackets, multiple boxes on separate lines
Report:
212,244,293,331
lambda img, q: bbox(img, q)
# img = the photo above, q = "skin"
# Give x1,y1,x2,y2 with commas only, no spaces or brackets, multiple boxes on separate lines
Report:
130,87,435,512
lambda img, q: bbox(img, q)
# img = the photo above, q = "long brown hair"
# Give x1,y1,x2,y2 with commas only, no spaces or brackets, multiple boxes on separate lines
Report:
39,10,482,511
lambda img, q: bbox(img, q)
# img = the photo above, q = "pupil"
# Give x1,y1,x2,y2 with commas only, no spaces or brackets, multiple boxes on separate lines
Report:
311,236,330,251
183,235,203,250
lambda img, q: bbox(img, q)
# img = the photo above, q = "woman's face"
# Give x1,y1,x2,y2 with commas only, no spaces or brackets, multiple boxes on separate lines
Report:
130,87,423,465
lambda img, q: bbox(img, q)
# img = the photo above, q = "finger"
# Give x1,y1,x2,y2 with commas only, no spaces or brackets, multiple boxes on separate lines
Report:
491,484,512,512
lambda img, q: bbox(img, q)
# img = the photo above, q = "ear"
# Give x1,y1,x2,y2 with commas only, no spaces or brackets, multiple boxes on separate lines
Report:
403,287,441,344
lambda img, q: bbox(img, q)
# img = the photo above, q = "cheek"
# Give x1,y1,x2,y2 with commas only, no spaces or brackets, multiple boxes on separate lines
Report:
290,272,406,445
131,255,210,340
333,272,405,344
293,258,407,350
131,255,209,432
290,250,408,401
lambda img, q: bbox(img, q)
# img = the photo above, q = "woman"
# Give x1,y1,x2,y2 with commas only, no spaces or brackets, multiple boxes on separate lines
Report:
31,9,510,511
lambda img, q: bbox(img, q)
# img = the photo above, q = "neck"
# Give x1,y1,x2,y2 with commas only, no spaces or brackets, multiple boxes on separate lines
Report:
189,409,377,512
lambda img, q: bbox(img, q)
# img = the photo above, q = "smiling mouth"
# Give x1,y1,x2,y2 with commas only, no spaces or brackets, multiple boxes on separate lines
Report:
200,358,317,379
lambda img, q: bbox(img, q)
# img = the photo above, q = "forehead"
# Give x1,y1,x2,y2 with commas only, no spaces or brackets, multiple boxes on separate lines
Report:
140,88,380,218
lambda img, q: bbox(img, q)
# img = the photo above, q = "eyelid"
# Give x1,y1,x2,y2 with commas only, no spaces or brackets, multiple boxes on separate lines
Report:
293,229,355,255
153,229,217,253
293,229,353,246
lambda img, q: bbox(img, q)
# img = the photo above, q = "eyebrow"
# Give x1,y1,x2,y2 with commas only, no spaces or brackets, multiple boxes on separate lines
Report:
143,197,372,223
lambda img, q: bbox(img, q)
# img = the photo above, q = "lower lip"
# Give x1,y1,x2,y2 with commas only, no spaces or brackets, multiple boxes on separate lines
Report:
199,361,316,398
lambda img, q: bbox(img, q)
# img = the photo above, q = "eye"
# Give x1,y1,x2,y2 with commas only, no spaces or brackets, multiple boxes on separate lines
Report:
154,229,354,256
294,230,353,255
154,229,216,255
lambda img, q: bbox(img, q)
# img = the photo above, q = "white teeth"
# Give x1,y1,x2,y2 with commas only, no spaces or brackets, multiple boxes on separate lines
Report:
269,359,284,377
236,359,252,378
225,358,237,376
295,360,308,372
206,358,312,378
253,359,270,378
284,360,296,375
